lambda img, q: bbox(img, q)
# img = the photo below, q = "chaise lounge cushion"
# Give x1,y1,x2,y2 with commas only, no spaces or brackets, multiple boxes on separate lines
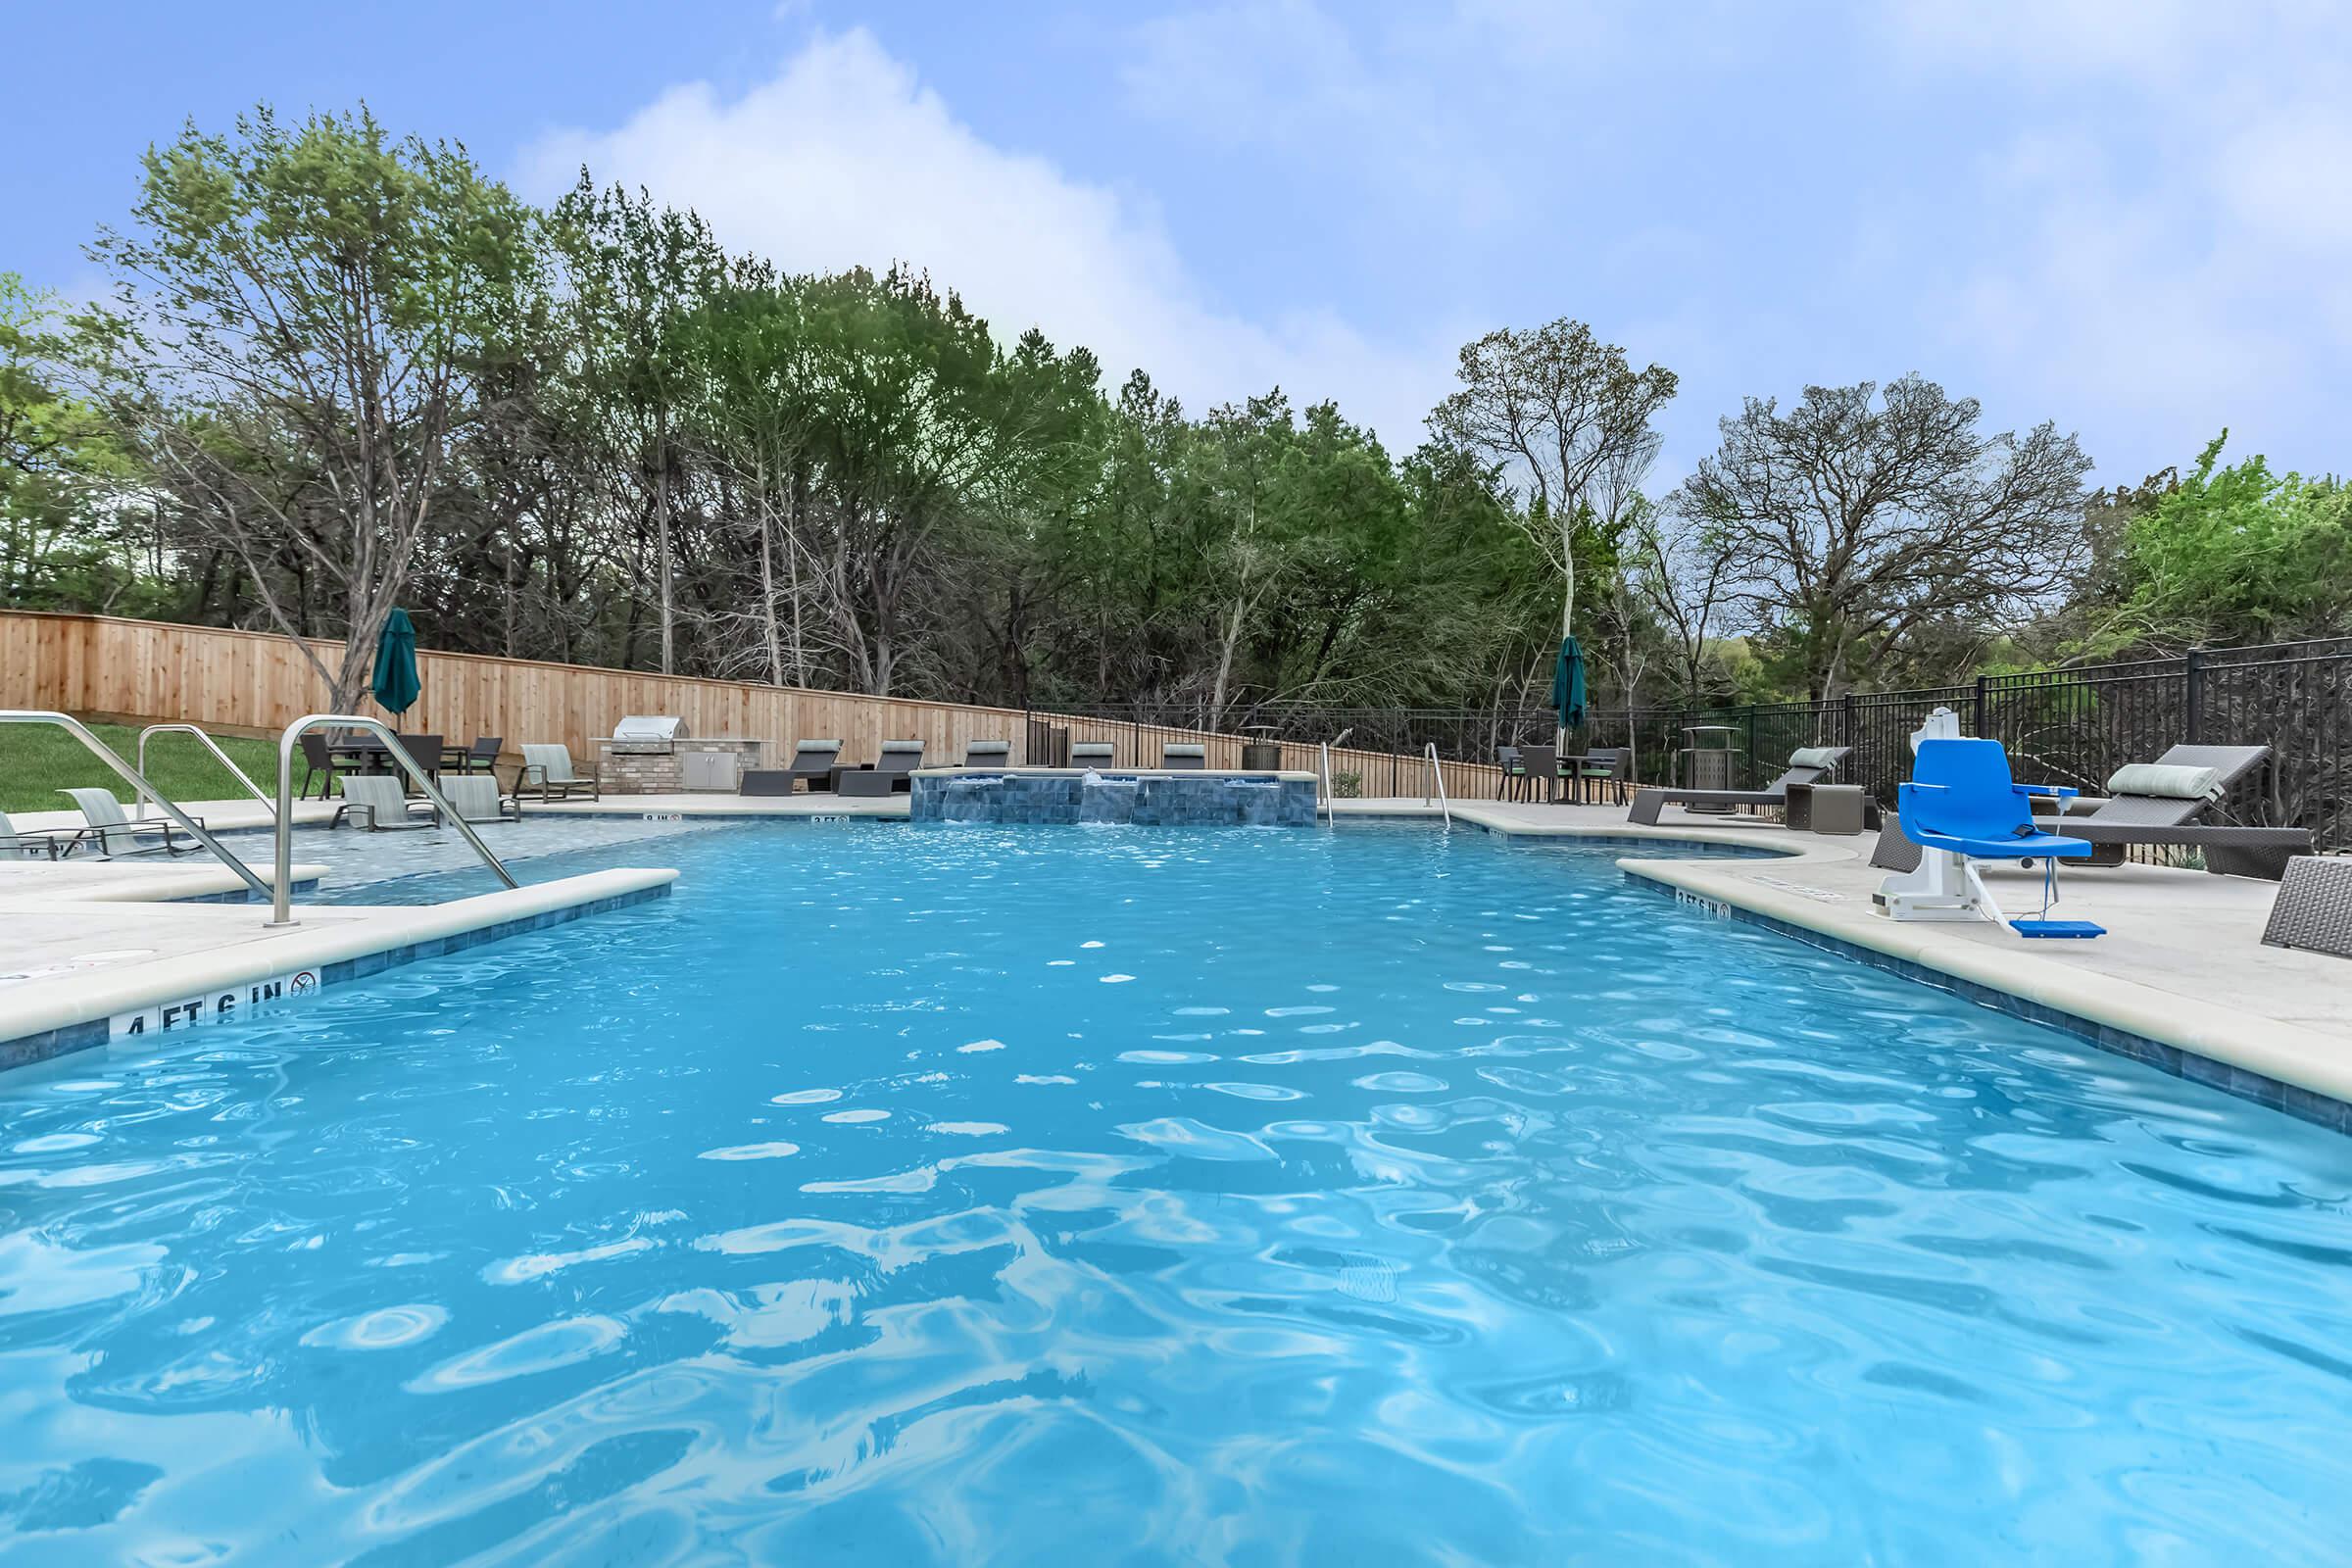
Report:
1789,746,1844,771
2104,762,2223,801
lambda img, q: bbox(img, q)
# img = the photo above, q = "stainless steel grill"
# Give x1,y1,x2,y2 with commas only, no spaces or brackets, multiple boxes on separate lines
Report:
611,714,687,756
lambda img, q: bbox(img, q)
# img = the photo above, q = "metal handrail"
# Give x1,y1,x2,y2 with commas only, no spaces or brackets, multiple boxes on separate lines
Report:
1317,741,1335,823
269,714,515,928
1424,741,1452,827
137,723,277,822
0,710,272,901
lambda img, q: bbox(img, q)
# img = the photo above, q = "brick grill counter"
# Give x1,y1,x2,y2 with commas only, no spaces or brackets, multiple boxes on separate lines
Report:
593,738,772,794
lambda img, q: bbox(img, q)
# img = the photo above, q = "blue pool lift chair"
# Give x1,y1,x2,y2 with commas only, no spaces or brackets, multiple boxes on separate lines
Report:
1878,738,2099,935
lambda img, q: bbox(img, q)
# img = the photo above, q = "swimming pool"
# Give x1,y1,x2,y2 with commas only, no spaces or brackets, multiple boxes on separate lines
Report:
3,822,2347,1562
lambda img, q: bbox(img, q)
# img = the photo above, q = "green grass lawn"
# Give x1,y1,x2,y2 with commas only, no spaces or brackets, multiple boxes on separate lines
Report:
0,721,285,815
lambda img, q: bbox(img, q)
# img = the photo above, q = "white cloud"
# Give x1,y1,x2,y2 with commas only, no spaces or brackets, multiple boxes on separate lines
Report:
519,28,1448,449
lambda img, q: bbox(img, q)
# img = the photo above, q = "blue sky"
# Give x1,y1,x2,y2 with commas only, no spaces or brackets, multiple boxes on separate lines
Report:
8,1,2348,487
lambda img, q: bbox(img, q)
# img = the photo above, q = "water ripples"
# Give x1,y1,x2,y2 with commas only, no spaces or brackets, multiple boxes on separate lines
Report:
2,823,2349,1563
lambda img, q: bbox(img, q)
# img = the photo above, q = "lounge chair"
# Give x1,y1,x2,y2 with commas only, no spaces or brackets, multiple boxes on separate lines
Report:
1162,744,1206,770
875,740,924,792
433,775,518,824
790,740,845,792
962,739,1011,766
518,744,600,802
1870,744,2312,880
1876,738,2094,933
1071,741,1115,766
1628,745,1851,825
60,788,199,857
331,774,429,831
1,810,81,860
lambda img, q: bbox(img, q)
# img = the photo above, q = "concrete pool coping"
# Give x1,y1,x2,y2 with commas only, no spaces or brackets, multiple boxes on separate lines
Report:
0,865,677,1071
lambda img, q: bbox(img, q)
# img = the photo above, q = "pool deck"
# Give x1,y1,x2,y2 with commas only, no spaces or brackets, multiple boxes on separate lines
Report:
0,797,678,1071
1338,794,2352,1122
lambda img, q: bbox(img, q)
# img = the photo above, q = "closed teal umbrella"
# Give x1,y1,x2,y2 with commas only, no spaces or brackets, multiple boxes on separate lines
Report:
1549,635,1587,732
370,609,421,715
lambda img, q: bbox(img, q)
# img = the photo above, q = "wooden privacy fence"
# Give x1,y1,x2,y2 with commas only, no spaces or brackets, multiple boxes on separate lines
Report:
0,612,1504,801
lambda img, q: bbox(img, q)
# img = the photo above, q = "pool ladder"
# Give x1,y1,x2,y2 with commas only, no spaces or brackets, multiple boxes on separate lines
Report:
266,714,514,927
0,710,273,901
1422,742,1452,828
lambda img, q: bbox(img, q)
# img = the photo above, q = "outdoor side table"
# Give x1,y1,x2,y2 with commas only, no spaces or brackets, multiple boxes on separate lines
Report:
1786,782,1868,835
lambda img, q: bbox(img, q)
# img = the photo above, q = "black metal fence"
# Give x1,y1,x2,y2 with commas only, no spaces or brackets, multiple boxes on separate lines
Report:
1040,636,2352,849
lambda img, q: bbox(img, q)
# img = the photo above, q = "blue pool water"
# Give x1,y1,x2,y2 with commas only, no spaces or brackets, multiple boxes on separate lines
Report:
4,822,2350,1564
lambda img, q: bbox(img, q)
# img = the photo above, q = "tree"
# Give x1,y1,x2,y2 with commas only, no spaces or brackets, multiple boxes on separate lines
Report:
89,106,534,708
1427,318,1677,641
2084,432,2351,652
0,274,152,611
1674,374,2090,700
1630,502,1736,703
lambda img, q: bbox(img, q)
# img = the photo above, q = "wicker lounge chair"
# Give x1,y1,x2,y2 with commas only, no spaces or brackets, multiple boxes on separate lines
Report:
60,788,199,857
1870,744,2311,880
875,740,924,792
787,740,845,792
1162,744,1206,770
518,744,600,803
1628,746,1850,825
962,739,1011,766
331,774,429,831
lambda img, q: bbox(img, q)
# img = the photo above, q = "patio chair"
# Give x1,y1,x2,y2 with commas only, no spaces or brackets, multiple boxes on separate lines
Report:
782,739,844,793
392,733,444,784
1517,744,1560,803
1162,744,1206,769
1871,743,2312,880
59,788,199,857
1,809,82,860
1876,738,2095,934
433,774,519,824
962,739,1011,766
1495,744,1524,801
1071,741,1115,766
1573,746,1634,806
297,732,342,799
330,774,429,831
451,736,504,776
1628,745,1851,825
875,740,924,792
517,743,601,802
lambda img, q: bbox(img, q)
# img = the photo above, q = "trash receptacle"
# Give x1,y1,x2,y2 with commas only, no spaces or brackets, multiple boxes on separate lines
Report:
1241,742,1283,770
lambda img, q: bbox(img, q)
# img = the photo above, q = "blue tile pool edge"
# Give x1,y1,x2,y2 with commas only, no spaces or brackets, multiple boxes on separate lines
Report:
1623,873,2352,1136
0,880,674,1075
